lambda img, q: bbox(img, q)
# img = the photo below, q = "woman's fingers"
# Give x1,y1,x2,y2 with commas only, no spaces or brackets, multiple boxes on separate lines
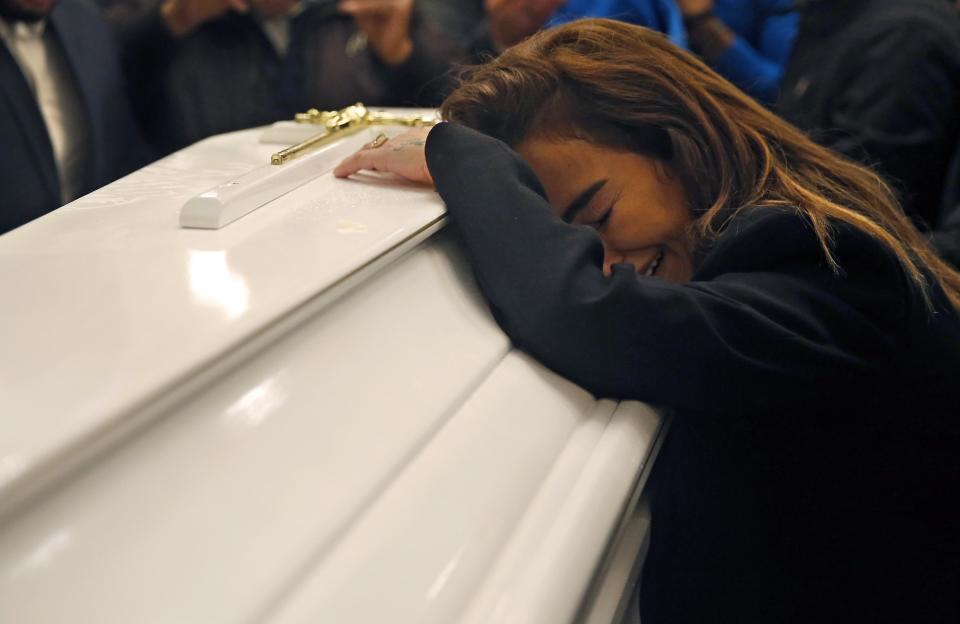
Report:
333,148,386,178
334,128,434,185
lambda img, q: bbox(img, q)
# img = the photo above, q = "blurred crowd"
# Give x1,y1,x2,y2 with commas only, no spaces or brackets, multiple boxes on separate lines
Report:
2,0,960,262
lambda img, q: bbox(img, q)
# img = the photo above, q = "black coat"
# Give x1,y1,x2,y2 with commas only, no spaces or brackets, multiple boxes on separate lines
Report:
0,0,149,235
425,122,960,623
777,0,960,230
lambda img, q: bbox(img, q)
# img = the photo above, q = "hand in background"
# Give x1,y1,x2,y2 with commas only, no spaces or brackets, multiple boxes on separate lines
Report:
250,0,299,17
485,0,565,50
678,0,732,60
338,0,415,66
334,127,434,186
161,0,249,37
675,0,713,18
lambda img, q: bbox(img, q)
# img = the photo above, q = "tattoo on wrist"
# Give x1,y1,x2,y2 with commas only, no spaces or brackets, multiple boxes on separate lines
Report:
392,140,426,151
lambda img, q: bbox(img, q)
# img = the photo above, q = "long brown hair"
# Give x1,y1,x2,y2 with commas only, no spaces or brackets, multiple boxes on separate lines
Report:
441,19,960,311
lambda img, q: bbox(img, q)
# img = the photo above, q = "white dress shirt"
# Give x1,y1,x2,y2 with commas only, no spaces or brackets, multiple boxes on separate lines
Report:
260,16,291,57
0,18,89,204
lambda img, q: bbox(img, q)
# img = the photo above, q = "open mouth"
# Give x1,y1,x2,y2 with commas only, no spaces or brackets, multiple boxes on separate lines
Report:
643,248,665,277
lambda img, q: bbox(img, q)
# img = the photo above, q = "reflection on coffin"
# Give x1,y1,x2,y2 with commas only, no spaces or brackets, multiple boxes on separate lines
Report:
0,110,667,623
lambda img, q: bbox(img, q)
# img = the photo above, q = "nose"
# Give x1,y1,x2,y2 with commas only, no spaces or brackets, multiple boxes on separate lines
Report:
602,244,625,277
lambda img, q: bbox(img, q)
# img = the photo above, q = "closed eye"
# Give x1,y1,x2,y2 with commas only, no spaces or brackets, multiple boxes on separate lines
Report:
562,180,607,223
581,189,620,231
587,205,613,231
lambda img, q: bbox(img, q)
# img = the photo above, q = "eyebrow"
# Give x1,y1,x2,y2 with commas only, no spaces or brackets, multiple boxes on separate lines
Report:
561,179,607,223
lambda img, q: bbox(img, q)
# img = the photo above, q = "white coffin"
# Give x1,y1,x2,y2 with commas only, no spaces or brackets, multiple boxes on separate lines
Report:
0,112,666,624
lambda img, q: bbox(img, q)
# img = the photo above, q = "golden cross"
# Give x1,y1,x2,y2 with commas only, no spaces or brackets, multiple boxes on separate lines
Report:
270,103,439,166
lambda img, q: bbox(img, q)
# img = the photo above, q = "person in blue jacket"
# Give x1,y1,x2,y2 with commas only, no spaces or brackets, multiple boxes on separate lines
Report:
549,0,688,47
462,0,685,56
683,0,797,103
552,0,797,102
428,0,796,103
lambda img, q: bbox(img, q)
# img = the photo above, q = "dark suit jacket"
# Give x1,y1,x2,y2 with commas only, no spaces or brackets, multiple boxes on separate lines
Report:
425,122,960,623
0,0,149,234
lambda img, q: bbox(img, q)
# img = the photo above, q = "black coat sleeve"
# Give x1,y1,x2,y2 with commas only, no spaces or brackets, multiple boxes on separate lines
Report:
425,123,907,413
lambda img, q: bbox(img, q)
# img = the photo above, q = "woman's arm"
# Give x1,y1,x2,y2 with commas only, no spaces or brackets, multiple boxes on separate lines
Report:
423,123,905,412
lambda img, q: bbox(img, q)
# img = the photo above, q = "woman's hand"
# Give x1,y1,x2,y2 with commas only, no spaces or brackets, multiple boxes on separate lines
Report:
333,127,434,185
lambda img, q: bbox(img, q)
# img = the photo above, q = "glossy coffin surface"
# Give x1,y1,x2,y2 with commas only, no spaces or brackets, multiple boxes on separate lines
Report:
0,121,443,512
0,115,665,623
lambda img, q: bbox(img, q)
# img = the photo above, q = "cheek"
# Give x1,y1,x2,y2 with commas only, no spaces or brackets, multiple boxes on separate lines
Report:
657,247,695,282
606,209,682,251
617,249,652,267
